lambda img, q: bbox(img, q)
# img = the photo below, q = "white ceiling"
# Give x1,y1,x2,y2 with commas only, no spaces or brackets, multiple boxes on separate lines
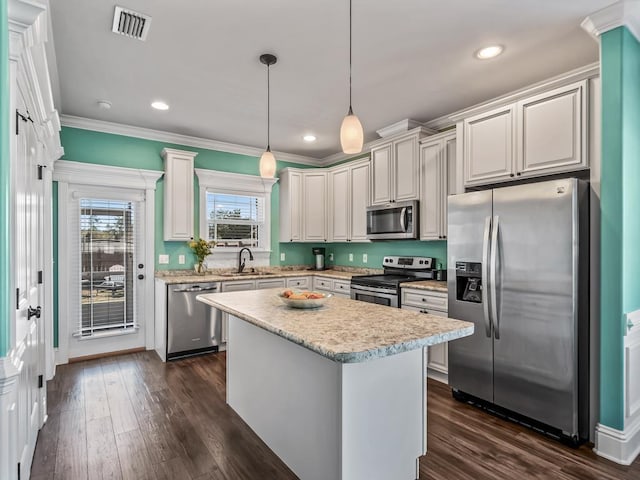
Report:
49,0,612,161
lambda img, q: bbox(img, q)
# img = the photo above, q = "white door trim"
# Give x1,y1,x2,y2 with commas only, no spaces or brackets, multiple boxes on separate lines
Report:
53,161,162,364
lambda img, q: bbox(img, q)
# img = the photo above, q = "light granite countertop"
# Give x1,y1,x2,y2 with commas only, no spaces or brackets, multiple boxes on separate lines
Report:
155,268,368,284
197,288,473,363
400,280,448,293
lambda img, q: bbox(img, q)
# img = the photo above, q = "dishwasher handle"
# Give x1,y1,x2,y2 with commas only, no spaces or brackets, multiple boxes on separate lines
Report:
173,286,218,293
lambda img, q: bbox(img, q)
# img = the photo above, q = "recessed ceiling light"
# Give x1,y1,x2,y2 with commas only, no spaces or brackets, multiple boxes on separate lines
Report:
303,134,317,142
97,100,112,110
475,45,504,60
151,100,169,110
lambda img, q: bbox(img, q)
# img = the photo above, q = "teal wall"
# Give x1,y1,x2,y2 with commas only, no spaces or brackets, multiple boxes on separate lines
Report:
599,26,640,430
0,0,10,357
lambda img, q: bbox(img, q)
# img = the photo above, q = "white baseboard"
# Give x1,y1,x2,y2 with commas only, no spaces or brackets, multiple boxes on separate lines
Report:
427,369,448,385
54,347,68,366
594,418,640,465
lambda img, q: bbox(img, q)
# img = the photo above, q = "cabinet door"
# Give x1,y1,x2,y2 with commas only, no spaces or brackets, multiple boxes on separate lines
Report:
394,135,420,202
162,149,196,241
313,277,333,292
442,134,457,239
221,280,256,292
517,81,586,176
350,161,370,242
401,303,448,374
464,105,515,186
420,140,442,240
255,278,286,289
279,170,303,242
371,144,392,205
303,172,327,242
286,277,311,289
329,167,350,242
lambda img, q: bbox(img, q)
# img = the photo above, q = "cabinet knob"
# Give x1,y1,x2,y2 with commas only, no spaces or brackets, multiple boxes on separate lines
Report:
510,174,515,178
517,172,522,176
420,309,429,314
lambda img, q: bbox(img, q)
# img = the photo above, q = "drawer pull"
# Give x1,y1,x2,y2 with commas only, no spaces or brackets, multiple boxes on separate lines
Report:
420,310,429,314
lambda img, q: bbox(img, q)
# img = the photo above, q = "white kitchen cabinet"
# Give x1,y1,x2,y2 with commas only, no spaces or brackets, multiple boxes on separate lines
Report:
462,80,588,188
463,105,516,186
516,81,587,177
303,172,328,242
161,148,197,241
255,278,286,289
401,288,449,381
312,276,351,298
279,169,303,242
420,132,456,241
370,130,426,205
328,159,370,243
220,280,257,346
286,276,311,289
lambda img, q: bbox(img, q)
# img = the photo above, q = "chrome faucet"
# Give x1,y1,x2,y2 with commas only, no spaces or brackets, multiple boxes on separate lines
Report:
237,247,254,273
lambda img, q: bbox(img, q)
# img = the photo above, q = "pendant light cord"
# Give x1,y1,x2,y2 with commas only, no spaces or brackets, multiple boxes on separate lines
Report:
349,0,353,112
267,62,271,151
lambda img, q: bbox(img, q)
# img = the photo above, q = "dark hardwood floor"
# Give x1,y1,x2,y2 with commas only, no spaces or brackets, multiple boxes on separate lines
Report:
31,351,640,479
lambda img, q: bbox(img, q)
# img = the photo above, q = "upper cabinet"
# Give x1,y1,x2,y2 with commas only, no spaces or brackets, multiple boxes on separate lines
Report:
328,159,370,243
420,132,456,241
162,148,197,241
463,80,588,188
371,129,428,205
280,168,327,243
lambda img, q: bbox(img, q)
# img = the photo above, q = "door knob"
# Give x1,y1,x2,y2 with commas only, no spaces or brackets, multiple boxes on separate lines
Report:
28,306,41,320
138,274,145,280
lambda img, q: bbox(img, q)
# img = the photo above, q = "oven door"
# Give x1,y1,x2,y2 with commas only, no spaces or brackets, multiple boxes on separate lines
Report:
350,284,399,308
366,200,418,240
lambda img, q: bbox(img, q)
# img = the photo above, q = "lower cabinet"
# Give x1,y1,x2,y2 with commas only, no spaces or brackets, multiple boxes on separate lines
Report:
313,277,351,298
401,288,449,382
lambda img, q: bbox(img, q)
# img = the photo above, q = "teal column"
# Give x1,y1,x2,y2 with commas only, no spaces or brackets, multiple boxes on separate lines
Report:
0,0,11,357
599,26,640,431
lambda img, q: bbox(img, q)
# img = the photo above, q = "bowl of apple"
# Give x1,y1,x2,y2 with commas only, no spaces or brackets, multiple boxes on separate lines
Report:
278,289,332,309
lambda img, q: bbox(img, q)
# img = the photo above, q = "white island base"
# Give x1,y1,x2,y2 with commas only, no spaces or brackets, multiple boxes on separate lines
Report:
227,315,426,480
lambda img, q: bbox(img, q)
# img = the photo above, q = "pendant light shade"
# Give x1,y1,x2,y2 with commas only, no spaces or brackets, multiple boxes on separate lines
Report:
259,53,277,178
340,107,364,154
259,148,276,178
340,0,363,155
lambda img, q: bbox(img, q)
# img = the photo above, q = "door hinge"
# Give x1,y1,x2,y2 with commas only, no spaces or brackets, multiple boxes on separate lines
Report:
38,374,44,389
38,270,43,284
15,109,32,135
16,288,20,310
37,165,46,180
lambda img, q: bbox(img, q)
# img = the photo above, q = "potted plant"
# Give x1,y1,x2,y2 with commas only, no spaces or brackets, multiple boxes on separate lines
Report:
188,238,216,273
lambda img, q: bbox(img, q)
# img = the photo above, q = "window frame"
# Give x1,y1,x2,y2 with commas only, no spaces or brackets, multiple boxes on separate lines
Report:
195,169,278,261
204,191,265,250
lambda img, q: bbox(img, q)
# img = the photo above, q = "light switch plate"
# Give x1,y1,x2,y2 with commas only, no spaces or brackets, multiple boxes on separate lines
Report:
158,254,170,265
178,255,185,264
328,253,334,261
280,253,286,261
362,254,368,263
348,253,354,262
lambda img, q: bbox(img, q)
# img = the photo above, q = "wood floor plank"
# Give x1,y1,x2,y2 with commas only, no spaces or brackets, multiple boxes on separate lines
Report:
86,416,122,480
34,351,640,480
54,408,88,480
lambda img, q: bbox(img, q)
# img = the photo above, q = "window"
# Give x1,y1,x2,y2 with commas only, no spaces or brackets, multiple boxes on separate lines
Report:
196,169,278,257
205,192,264,248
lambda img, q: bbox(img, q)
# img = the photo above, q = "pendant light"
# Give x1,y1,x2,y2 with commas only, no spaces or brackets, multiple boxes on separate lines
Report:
340,0,364,154
259,53,277,178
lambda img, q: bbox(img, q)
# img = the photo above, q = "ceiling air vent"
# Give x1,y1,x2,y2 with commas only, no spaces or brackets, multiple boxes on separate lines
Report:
112,6,151,41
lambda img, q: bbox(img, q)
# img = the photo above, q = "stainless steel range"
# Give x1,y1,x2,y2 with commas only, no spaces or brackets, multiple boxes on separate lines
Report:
350,256,436,308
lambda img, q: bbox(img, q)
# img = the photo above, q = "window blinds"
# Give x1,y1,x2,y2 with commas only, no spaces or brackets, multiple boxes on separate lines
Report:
206,192,264,248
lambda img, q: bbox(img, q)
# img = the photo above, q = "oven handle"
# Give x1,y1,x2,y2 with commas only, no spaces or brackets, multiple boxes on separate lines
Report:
349,284,397,296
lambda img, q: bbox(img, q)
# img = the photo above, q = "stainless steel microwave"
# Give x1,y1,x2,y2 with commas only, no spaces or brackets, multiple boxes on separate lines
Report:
366,200,419,240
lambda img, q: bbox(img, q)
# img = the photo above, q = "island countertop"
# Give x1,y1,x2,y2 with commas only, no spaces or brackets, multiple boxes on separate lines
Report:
197,288,473,363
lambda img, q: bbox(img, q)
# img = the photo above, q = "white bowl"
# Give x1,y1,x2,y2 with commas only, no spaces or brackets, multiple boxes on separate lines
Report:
278,292,332,309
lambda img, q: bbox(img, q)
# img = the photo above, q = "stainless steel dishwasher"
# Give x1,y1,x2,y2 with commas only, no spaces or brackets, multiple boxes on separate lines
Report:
167,282,220,360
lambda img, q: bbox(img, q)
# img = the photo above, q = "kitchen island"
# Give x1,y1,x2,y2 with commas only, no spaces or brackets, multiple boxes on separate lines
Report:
197,289,473,480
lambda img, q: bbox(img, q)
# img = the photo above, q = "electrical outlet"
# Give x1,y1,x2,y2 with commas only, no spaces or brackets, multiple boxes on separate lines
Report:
328,253,334,261
158,254,170,265
362,253,368,263
348,253,354,262
280,253,286,262
178,255,185,264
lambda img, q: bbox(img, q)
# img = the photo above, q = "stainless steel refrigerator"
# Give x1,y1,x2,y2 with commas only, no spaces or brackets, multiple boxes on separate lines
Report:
447,178,589,442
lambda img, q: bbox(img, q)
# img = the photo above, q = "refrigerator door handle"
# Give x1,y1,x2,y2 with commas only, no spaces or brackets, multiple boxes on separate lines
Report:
490,215,500,339
482,216,492,337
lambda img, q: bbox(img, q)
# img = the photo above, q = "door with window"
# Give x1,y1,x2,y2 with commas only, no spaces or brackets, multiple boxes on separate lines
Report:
67,190,147,359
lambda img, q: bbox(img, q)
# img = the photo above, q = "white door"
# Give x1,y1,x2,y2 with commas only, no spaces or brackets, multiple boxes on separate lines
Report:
14,96,45,477
66,190,147,359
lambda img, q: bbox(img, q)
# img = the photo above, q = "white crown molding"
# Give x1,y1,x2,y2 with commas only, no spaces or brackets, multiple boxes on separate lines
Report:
52,159,163,190
59,115,322,167
448,62,600,122
594,418,640,465
582,1,640,41
195,168,278,194
376,119,435,138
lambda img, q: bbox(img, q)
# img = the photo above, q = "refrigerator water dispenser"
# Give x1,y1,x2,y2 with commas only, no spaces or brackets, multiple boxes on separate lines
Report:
455,262,482,303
